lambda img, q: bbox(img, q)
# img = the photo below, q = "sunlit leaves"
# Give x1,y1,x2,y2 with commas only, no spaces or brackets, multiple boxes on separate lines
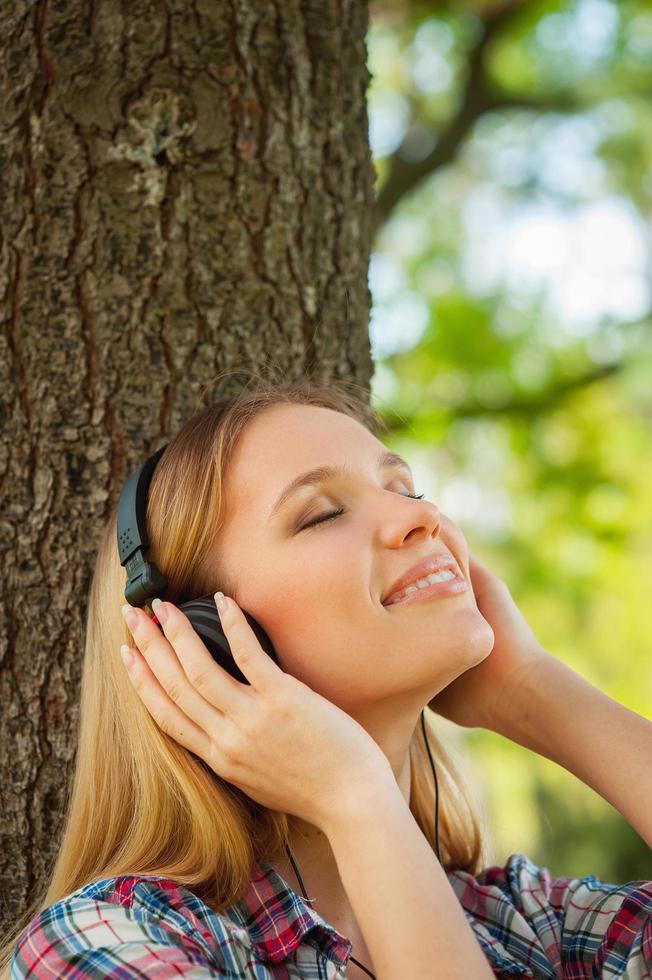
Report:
369,0,652,880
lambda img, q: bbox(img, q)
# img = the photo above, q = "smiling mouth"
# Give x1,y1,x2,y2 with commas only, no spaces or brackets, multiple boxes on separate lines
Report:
383,570,468,607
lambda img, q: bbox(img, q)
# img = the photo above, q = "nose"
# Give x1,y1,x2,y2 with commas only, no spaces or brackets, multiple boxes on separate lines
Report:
382,493,442,546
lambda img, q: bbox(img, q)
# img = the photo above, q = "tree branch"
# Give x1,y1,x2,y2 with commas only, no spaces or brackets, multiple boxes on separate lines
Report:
372,1,581,239
377,362,622,435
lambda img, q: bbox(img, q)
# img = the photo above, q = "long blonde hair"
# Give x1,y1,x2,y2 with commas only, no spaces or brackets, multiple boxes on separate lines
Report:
0,373,488,975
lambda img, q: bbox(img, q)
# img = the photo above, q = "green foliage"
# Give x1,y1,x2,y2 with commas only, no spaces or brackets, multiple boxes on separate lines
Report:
369,0,652,881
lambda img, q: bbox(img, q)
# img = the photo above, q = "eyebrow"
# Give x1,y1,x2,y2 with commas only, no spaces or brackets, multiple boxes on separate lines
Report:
269,450,413,520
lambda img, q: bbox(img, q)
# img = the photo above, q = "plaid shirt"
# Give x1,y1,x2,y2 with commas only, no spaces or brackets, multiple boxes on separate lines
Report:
10,852,652,978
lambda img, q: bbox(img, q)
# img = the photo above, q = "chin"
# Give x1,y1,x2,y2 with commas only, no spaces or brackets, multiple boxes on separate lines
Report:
469,615,495,665
442,606,495,668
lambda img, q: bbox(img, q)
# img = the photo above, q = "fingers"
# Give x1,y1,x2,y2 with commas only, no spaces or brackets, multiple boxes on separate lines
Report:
469,553,496,584
212,593,282,694
468,554,499,606
120,642,214,762
121,602,243,731
469,553,489,574
119,594,283,784
469,553,510,599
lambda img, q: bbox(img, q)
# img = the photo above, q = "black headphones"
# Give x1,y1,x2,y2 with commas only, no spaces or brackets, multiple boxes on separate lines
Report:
116,443,278,686
116,443,442,863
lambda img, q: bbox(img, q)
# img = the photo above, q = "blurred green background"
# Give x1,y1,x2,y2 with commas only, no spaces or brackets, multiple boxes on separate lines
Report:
366,0,652,883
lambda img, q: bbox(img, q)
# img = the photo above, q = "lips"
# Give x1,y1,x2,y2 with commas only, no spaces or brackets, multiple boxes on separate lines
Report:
381,553,463,606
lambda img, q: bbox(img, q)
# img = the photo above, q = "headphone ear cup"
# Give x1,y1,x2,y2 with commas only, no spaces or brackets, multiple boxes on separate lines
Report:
177,595,279,685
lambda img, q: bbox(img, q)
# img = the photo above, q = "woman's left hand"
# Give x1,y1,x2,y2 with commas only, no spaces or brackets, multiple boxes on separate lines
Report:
428,554,553,733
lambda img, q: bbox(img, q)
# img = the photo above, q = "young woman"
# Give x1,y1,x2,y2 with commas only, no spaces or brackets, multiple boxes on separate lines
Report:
3,377,651,979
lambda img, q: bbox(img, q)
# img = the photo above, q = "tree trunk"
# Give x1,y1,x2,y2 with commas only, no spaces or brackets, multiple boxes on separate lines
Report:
0,0,375,927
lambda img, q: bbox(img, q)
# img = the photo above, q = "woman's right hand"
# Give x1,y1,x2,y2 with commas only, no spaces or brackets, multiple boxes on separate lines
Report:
121,594,393,831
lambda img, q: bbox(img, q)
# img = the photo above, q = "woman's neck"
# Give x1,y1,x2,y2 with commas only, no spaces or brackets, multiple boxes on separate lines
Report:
278,755,412,921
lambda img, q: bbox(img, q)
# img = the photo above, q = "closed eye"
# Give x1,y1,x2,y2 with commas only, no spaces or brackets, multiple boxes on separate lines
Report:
298,492,425,532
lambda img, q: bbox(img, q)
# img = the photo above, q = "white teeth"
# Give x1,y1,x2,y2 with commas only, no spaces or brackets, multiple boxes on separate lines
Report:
427,570,455,584
386,568,457,604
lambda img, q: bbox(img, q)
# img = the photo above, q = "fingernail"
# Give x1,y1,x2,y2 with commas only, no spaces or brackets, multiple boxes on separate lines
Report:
214,591,227,615
151,598,167,623
121,603,138,630
120,644,134,667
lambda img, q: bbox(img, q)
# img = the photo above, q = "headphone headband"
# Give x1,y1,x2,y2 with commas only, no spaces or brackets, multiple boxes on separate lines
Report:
117,443,170,608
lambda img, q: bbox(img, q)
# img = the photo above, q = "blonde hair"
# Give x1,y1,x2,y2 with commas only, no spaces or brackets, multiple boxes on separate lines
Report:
0,372,488,975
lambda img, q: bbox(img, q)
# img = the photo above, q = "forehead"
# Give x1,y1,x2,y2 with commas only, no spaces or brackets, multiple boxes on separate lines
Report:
224,403,379,512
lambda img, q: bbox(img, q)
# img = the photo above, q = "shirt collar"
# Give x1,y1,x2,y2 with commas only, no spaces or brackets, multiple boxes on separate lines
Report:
225,858,353,968
225,860,536,977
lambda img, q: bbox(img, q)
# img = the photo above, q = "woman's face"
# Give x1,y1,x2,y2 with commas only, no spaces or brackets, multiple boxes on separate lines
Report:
214,403,494,714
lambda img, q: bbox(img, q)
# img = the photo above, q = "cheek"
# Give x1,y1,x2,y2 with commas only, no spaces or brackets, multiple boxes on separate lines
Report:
263,596,370,701
251,589,327,670
440,515,469,563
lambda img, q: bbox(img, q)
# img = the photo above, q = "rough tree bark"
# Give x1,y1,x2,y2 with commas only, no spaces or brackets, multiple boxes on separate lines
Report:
0,0,375,927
